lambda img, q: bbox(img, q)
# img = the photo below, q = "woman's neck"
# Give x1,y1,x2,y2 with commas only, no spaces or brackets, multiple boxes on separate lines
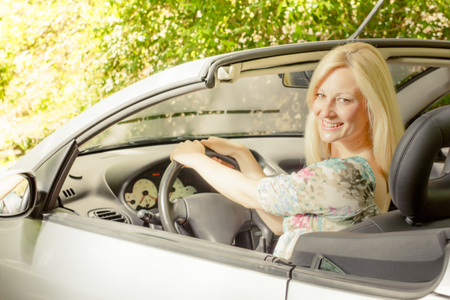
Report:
330,134,373,159
330,135,385,177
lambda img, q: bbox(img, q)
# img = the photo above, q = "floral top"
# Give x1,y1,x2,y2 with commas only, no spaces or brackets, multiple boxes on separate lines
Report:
257,156,381,260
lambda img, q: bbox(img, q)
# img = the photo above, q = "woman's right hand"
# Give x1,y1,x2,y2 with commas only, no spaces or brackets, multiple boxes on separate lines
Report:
170,140,206,168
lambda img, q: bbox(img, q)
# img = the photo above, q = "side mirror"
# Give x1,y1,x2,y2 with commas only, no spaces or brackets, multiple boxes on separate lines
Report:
0,171,37,218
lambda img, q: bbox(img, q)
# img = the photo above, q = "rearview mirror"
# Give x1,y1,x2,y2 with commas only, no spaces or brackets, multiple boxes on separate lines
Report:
0,172,37,218
282,70,314,88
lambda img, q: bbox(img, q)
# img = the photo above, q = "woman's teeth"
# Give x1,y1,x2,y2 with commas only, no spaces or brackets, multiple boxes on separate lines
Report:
323,121,342,128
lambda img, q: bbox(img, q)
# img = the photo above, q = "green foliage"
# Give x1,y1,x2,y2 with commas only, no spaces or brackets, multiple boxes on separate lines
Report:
1,0,449,167
428,94,450,111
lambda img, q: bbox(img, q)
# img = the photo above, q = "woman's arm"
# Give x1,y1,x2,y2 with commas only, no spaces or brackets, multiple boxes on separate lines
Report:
255,209,284,235
171,139,285,233
171,140,263,210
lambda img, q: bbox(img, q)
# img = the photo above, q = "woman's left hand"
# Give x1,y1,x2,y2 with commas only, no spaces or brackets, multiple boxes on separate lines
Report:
170,140,206,168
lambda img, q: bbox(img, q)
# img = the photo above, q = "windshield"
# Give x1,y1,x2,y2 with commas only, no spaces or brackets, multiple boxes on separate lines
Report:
80,62,432,153
81,74,309,152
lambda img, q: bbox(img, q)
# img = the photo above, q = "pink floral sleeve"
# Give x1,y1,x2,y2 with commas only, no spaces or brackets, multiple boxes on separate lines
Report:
257,156,381,259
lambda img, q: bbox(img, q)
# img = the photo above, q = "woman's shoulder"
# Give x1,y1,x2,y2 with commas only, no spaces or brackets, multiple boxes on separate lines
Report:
311,156,375,182
314,156,372,170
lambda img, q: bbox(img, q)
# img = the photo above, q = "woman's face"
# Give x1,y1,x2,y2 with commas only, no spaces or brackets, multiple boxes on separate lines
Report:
312,67,370,148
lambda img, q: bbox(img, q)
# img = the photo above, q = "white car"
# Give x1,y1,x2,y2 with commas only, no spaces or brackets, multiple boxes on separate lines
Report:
1,16,449,300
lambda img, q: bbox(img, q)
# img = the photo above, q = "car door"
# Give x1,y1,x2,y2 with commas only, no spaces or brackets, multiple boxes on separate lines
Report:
0,211,292,300
285,233,450,300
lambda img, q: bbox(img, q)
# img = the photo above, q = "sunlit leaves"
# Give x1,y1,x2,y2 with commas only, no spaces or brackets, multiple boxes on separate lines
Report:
0,0,448,166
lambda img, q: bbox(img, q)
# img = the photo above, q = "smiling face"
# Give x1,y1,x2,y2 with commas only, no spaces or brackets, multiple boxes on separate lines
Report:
311,67,371,153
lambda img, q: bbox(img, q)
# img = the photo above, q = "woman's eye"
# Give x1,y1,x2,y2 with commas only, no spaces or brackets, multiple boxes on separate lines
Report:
337,97,351,103
316,93,325,99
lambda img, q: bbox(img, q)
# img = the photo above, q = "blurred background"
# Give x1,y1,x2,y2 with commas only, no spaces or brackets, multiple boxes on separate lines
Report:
1,0,449,168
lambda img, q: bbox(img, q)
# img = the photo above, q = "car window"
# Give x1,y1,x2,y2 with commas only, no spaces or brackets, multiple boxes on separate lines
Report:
81,74,309,152
388,64,428,89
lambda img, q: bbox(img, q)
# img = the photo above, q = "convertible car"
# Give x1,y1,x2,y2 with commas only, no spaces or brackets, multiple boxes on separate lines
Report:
1,24,449,300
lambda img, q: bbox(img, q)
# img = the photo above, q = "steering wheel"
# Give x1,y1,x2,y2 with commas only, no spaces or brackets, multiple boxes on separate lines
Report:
158,149,273,252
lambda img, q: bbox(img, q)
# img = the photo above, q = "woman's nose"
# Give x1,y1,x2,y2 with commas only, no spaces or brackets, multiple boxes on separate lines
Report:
320,100,336,118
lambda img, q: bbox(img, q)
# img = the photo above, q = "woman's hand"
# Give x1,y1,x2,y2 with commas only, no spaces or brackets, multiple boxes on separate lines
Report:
170,140,206,168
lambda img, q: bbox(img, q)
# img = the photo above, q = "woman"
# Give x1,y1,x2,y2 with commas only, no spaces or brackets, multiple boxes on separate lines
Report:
170,42,404,259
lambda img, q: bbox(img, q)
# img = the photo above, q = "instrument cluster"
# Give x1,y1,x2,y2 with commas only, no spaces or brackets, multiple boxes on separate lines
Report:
122,161,212,212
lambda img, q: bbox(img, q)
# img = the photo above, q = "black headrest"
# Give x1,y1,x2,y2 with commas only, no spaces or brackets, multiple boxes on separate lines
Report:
389,105,450,224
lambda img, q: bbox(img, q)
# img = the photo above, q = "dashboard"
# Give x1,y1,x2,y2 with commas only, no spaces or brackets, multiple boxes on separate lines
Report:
58,138,305,228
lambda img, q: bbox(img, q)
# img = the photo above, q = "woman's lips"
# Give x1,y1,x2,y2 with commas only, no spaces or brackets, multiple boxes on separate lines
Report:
322,120,343,130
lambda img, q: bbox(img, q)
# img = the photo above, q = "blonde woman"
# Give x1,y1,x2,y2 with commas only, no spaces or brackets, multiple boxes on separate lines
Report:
171,42,404,260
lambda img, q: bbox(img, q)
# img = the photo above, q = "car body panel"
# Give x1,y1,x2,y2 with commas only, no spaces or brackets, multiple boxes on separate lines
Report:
436,261,450,296
0,214,291,300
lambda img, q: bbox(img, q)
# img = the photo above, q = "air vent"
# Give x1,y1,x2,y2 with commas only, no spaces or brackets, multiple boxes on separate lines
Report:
88,209,131,224
62,188,76,199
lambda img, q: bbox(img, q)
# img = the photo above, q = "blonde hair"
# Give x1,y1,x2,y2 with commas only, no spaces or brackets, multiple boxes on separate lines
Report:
305,42,404,181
